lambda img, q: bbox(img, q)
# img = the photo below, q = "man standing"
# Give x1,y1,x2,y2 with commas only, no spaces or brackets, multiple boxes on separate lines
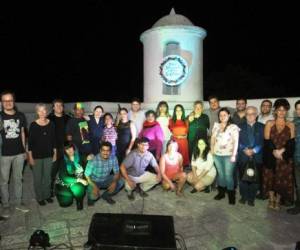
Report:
48,99,70,197
85,142,124,205
128,98,145,136
204,95,221,137
237,106,264,206
0,91,29,217
232,98,247,127
120,137,161,200
257,99,274,124
66,102,92,167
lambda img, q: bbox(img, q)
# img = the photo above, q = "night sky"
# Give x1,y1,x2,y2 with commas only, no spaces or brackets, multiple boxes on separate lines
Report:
1,1,300,102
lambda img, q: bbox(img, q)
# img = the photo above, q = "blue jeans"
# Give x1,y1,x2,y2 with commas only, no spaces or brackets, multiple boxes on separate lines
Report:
88,175,124,200
213,155,236,191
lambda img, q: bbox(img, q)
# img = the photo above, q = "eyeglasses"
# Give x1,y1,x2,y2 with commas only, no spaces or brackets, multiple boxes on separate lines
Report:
246,113,256,116
2,100,13,103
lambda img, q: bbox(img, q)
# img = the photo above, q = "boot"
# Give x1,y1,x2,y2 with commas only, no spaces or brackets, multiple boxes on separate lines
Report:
228,190,236,205
76,197,83,210
214,186,226,200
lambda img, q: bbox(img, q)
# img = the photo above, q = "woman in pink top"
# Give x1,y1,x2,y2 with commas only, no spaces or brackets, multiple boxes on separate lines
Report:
139,110,164,161
160,140,186,196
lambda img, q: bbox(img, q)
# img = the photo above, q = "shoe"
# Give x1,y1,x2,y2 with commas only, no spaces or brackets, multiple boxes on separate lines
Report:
139,189,149,198
204,186,211,193
76,199,84,210
103,196,116,205
127,192,135,201
0,216,7,221
46,198,54,203
2,207,10,218
239,198,246,204
248,200,255,207
214,186,226,200
38,200,46,206
190,188,197,193
287,206,300,215
256,193,266,200
228,190,236,205
15,204,30,213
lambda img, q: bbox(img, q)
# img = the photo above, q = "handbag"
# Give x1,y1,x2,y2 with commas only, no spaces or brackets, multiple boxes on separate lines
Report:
241,158,258,183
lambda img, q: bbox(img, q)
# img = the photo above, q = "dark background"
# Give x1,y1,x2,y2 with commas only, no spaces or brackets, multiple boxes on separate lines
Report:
1,1,299,102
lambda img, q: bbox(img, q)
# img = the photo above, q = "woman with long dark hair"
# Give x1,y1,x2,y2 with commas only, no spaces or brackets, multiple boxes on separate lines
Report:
168,104,190,167
187,137,216,193
88,105,104,155
116,108,136,163
55,142,88,210
263,98,295,210
211,107,239,204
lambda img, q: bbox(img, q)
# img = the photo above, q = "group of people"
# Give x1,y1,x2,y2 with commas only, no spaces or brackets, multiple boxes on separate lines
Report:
0,90,300,219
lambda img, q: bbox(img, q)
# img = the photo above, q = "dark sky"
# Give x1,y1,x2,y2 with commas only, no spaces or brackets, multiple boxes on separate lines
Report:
1,1,299,102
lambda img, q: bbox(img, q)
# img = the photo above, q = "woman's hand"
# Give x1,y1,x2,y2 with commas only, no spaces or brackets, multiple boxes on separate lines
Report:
125,148,131,155
29,157,35,166
230,155,236,163
78,178,88,186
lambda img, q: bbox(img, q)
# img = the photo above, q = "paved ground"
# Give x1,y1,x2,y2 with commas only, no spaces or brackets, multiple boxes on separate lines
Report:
0,164,300,250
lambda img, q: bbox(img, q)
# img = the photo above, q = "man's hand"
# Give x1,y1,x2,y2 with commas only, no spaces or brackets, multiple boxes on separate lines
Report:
78,178,88,186
29,157,35,166
108,181,117,193
127,179,136,190
87,154,94,161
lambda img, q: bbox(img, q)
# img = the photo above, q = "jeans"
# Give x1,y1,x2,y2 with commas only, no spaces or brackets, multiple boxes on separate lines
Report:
213,155,236,191
295,163,300,206
88,175,124,200
0,153,25,206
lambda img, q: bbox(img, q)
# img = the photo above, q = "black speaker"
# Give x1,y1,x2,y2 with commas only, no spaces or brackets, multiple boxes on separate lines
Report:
85,213,177,250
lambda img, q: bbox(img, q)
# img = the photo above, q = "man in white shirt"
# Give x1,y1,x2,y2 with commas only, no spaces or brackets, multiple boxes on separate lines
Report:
128,98,145,136
257,99,273,124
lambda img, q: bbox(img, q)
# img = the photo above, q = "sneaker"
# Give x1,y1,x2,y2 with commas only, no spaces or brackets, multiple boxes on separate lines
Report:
38,200,46,206
103,196,116,205
15,204,30,213
127,192,135,201
139,189,149,198
0,216,7,221
2,207,10,218
46,198,54,203
190,188,197,194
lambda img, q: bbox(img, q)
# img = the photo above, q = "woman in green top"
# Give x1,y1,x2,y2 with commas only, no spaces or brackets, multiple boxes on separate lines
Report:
56,142,88,210
187,101,210,160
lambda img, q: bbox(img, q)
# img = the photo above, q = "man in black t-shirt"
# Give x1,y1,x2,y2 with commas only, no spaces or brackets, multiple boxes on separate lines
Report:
48,99,70,197
0,91,29,217
66,102,92,167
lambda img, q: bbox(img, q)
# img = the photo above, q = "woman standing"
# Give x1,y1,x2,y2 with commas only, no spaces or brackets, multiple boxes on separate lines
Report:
160,140,186,196
187,138,216,193
169,104,190,167
116,108,136,164
211,107,239,205
88,106,104,155
102,113,118,156
139,110,164,161
263,98,295,210
56,142,88,210
28,103,57,206
156,101,172,154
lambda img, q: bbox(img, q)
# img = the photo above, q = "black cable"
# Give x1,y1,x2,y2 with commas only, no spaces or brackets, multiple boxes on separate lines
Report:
175,233,187,250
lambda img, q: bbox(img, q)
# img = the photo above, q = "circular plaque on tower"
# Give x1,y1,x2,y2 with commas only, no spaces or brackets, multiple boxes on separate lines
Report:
159,55,188,86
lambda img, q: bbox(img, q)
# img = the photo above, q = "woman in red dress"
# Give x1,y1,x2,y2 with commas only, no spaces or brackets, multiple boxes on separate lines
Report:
169,104,190,167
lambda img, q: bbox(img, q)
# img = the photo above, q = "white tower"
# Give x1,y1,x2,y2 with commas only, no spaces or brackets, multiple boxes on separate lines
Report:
140,9,207,106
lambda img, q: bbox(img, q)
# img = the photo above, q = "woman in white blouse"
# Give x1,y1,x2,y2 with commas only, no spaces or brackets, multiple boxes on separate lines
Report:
156,101,172,154
211,107,239,205
187,138,216,193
